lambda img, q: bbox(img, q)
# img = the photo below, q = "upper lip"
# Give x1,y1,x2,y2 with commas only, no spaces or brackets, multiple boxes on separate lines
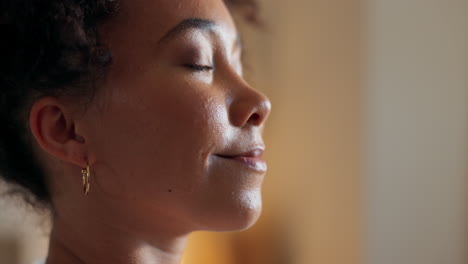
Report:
216,146,265,158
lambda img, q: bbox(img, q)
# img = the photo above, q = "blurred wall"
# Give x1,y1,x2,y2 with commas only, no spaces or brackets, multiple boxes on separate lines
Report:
258,0,364,264
366,0,468,264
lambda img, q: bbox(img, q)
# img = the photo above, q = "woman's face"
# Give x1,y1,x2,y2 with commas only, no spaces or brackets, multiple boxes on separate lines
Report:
79,0,271,234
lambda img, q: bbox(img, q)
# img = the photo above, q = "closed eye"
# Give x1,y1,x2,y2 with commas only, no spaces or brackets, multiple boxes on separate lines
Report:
184,64,214,72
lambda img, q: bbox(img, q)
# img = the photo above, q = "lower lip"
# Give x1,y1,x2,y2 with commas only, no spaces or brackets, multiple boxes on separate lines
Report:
217,156,268,172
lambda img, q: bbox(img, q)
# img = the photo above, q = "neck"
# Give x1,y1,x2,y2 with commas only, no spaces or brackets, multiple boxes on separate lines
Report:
44,216,189,264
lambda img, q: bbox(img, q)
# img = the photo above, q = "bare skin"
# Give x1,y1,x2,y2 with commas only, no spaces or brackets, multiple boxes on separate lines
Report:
28,0,271,263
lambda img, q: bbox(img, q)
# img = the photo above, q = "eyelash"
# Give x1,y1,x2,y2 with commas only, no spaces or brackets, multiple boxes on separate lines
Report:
184,64,214,72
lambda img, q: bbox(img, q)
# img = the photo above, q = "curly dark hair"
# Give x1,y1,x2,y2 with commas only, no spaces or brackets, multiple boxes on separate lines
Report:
0,0,260,209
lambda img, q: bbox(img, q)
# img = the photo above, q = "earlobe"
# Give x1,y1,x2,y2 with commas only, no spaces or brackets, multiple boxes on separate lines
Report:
29,96,89,168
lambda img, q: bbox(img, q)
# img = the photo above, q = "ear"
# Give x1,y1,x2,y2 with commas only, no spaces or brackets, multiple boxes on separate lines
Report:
29,96,89,168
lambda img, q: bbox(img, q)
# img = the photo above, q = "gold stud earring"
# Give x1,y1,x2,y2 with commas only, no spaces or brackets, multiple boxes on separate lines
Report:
81,163,90,196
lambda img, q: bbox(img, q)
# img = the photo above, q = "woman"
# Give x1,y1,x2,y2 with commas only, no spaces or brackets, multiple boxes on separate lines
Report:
0,0,271,263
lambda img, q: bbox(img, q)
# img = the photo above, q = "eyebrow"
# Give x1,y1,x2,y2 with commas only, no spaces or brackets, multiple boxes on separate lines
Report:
158,18,218,44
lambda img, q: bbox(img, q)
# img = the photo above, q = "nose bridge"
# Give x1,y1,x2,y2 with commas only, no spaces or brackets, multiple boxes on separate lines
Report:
228,76,272,128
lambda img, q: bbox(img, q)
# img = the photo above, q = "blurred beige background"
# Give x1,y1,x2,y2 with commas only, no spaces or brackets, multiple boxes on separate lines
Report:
1,0,468,263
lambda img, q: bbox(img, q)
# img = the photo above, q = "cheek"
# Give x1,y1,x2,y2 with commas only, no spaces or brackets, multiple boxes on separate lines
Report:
90,76,228,200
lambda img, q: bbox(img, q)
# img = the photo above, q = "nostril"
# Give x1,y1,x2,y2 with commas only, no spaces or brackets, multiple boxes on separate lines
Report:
249,113,260,123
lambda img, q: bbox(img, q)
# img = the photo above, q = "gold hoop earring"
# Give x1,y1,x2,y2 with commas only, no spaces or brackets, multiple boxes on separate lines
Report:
81,163,90,196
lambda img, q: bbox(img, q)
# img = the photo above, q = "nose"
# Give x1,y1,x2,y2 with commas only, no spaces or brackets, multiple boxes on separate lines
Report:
228,80,272,128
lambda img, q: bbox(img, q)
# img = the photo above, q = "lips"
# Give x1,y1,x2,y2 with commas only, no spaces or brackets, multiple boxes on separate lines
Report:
218,148,264,159
216,148,267,172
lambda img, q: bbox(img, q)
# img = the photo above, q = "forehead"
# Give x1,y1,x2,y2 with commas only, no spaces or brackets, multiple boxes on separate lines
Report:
104,0,238,42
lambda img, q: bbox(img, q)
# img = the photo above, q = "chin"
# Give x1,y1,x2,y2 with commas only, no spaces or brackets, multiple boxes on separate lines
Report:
198,190,264,232
208,206,263,232
232,206,263,231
